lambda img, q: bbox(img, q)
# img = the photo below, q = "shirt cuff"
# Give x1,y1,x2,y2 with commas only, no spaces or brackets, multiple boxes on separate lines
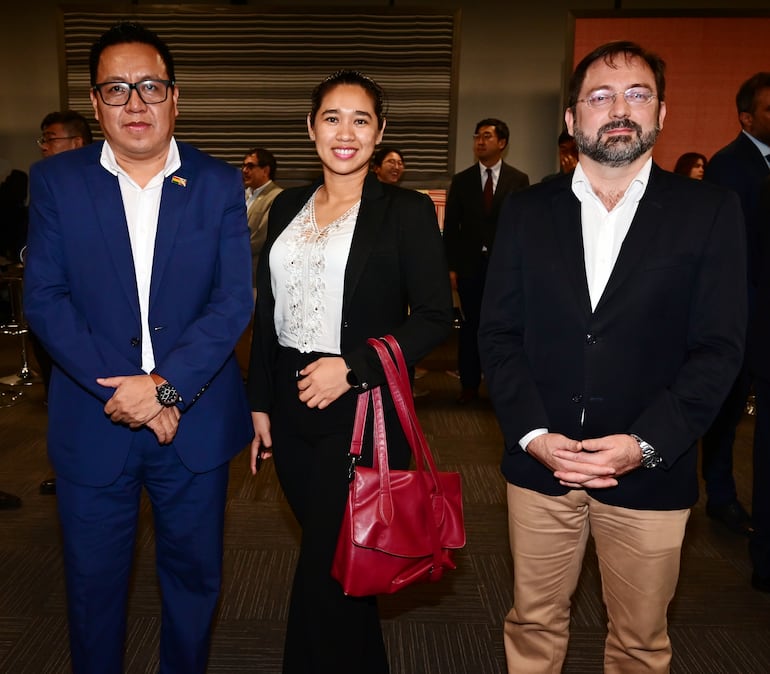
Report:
519,428,548,452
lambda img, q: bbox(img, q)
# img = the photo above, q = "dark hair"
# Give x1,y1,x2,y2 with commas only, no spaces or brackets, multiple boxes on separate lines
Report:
244,147,278,180
673,152,707,177
40,110,93,145
372,146,404,168
567,41,666,110
309,70,386,130
736,72,770,115
557,130,573,145
89,22,175,87
474,118,509,146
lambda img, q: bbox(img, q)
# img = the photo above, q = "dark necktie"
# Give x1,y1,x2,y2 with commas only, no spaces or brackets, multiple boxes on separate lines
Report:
483,168,494,214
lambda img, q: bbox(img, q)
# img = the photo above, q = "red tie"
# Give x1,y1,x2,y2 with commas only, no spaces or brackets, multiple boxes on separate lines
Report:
483,168,494,214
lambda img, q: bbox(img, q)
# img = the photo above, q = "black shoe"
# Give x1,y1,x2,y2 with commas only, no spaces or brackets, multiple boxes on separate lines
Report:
751,572,770,593
706,500,754,536
39,478,56,495
0,491,22,509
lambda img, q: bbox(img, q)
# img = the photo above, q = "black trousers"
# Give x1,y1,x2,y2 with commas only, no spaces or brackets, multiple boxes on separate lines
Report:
456,254,488,391
271,346,411,674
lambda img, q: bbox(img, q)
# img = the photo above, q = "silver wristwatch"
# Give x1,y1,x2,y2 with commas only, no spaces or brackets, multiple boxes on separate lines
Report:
630,433,663,469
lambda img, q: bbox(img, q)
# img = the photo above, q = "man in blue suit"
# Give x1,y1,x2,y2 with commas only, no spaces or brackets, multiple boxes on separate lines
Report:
24,22,254,674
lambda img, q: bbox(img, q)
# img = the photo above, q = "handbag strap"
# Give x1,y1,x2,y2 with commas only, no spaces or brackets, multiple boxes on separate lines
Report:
367,336,447,578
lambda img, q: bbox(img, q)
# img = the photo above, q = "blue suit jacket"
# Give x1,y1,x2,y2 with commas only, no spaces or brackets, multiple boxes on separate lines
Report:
24,140,254,486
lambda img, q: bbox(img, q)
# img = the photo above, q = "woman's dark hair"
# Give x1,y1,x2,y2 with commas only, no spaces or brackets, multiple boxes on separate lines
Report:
372,147,404,168
673,152,707,177
309,70,386,129
89,22,175,86
567,40,666,111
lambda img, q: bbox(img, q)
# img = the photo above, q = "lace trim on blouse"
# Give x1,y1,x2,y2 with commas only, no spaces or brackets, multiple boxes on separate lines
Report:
281,188,361,352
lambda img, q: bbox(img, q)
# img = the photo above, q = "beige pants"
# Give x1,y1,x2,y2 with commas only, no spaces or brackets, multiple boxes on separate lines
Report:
504,484,690,674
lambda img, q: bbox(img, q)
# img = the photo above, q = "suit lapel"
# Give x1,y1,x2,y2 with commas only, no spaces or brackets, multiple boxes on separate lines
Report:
85,157,141,322
150,160,196,306
553,187,592,317
594,165,666,312
343,175,386,314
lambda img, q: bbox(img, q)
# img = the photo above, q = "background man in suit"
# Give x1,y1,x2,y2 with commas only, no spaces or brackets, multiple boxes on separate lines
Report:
443,118,529,404
37,110,93,158
242,147,282,292
35,110,94,497
701,72,770,536
24,22,253,674
479,41,746,672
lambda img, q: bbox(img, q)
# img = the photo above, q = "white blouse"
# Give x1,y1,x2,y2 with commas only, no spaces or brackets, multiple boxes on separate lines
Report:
270,188,360,354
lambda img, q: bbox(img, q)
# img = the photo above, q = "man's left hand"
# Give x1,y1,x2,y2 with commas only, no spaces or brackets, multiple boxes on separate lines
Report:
553,434,643,489
98,374,163,427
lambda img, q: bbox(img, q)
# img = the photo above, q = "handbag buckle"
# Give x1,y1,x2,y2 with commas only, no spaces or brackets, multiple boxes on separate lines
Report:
346,453,360,482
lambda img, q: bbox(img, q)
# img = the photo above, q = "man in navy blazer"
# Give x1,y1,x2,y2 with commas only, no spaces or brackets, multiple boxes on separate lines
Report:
24,23,253,674
443,118,529,403
480,42,746,672
700,72,770,536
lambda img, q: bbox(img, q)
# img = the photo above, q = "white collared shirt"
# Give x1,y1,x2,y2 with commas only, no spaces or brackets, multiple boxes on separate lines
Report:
572,158,652,311
479,159,502,191
99,137,182,373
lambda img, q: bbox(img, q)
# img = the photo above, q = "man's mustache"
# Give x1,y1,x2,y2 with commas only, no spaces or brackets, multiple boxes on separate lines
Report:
598,119,643,136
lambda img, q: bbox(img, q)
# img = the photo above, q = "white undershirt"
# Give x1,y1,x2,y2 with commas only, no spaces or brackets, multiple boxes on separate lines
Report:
99,138,181,373
519,158,651,451
270,188,359,354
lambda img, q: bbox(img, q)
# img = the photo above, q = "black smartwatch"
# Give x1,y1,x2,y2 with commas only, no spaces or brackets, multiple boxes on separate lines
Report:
150,373,182,407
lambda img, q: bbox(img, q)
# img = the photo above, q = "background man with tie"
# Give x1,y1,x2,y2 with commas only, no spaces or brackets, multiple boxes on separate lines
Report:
443,118,529,403
24,22,253,673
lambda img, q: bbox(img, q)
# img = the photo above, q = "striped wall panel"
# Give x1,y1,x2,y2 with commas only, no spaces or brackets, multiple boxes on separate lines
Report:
60,7,459,183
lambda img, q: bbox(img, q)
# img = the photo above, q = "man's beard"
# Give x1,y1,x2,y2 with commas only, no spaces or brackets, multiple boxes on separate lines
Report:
573,119,660,167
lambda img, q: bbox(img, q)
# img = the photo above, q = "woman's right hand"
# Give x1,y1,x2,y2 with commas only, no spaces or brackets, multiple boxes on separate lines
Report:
250,411,273,475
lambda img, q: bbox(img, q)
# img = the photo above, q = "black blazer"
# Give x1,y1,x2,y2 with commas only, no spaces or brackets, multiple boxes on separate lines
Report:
705,132,770,284
248,173,453,412
479,165,747,510
443,161,529,277
749,175,770,380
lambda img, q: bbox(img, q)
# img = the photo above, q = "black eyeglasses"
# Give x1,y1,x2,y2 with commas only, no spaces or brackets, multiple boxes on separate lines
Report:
92,79,174,106
36,135,77,147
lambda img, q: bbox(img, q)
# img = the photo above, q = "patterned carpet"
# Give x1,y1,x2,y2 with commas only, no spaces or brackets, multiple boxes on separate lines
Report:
1,329,769,673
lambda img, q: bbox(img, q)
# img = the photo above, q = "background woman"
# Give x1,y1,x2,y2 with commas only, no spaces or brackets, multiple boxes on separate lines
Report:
674,152,708,179
247,70,453,673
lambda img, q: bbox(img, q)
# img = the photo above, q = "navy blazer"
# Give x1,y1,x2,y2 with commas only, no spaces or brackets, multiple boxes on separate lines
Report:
443,161,529,277
479,165,747,510
248,173,453,413
705,132,770,285
24,141,254,486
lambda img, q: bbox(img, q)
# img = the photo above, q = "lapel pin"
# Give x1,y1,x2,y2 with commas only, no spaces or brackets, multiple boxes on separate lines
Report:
171,175,187,187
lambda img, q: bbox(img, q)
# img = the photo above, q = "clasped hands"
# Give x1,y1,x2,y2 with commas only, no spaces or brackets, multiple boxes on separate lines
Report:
97,374,180,445
526,432,644,489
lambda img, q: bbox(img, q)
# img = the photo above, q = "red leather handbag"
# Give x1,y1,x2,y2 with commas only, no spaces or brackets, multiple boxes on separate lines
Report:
331,335,465,596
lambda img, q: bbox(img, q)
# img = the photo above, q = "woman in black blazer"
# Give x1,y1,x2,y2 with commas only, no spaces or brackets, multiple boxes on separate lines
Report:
247,70,453,674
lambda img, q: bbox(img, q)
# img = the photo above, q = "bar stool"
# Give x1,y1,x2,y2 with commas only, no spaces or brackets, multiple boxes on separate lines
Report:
0,263,41,387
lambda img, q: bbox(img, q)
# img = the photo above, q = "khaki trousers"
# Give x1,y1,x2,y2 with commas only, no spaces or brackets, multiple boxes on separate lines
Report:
504,484,690,674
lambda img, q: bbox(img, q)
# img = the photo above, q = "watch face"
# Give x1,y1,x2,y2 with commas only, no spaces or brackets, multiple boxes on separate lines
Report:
156,382,180,406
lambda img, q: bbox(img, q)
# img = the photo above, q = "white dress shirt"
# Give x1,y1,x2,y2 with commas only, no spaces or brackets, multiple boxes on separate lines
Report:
479,159,502,191
99,138,182,373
